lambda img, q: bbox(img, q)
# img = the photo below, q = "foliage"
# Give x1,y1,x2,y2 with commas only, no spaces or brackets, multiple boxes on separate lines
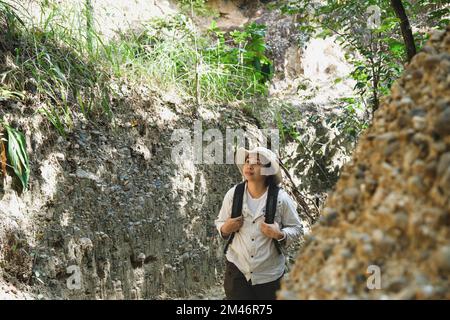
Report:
276,105,361,194
206,21,273,96
129,16,272,102
0,121,30,191
175,0,212,16
1,0,113,135
0,2,272,134
280,0,449,116
410,0,450,31
331,97,369,140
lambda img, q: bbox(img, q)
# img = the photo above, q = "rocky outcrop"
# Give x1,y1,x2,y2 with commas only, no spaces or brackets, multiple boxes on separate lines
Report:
280,26,450,299
0,90,247,299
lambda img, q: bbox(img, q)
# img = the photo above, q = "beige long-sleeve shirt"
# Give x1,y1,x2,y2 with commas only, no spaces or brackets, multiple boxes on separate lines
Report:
214,182,303,285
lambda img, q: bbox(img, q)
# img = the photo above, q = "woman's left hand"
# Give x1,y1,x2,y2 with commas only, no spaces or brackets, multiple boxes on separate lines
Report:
260,222,284,240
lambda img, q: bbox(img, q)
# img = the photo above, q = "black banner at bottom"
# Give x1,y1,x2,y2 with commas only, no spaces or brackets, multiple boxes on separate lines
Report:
0,299,448,318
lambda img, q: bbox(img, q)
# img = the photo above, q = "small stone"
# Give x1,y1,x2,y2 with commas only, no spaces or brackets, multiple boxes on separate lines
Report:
437,99,449,112
421,46,437,55
430,30,445,42
420,285,434,297
433,142,446,156
342,188,359,202
362,243,373,254
414,273,429,286
395,288,416,299
372,229,384,243
412,160,426,176
322,208,338,225
423,55,441,70
437,153,450,176
411,70,423,81
341,248,352,259
410,108,426,117
347,211,357,222
438,52,450,62
407,176,425,194
412,116,426,131
375,132,398,142
434,108,450,136
387,278,407,293
394,212,409,229
437,246,450,271
76,169,101,183
400,97,413,106
384,141,400,157
438,167,450,190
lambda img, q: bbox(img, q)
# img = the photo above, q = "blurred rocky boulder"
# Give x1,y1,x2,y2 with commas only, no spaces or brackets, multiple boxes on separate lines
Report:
280,26,450,300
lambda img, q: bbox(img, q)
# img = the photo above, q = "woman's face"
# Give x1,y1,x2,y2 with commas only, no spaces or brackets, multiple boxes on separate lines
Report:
243,154,266,183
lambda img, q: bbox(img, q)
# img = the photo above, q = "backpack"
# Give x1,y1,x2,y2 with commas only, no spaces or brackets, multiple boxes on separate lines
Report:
223,182,282,255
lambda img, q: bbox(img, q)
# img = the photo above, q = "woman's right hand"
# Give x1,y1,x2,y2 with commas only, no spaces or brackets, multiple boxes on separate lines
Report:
221,216,244,236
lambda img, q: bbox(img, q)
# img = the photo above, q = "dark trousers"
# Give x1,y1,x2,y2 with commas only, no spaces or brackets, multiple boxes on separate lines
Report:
224,260,282,300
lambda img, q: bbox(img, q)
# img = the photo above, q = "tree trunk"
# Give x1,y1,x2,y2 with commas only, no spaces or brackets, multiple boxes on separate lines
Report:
390,0,417,63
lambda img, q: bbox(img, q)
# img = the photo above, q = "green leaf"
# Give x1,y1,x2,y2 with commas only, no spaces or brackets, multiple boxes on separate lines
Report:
0,88,25,101
354,82,366,90
389,42,404,55
4,124,30,191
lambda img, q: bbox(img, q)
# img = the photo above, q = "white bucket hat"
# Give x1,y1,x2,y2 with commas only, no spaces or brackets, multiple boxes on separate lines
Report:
235,146,282,185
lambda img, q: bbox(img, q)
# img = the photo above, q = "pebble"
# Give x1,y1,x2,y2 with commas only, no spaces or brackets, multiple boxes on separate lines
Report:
434,108,450,136
412,116,426,131
437,246,450,271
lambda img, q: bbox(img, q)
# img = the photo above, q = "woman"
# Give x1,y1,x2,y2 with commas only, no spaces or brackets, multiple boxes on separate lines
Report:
214,146,303,300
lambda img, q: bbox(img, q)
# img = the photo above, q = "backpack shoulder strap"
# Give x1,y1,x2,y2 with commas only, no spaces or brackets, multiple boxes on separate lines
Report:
265,184,282,255
231,182,246,218
223,182,245,255
265,184,280,224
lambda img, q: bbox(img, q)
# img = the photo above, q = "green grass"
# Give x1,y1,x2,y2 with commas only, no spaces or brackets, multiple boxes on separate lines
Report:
0,1,271,135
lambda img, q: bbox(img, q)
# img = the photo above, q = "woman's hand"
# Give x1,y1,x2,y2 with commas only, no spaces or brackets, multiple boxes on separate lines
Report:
220,216,244,237
260,222,285,240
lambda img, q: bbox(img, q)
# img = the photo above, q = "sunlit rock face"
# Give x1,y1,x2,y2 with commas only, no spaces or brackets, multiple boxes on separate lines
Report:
299,37,356,105
280,27,450,300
